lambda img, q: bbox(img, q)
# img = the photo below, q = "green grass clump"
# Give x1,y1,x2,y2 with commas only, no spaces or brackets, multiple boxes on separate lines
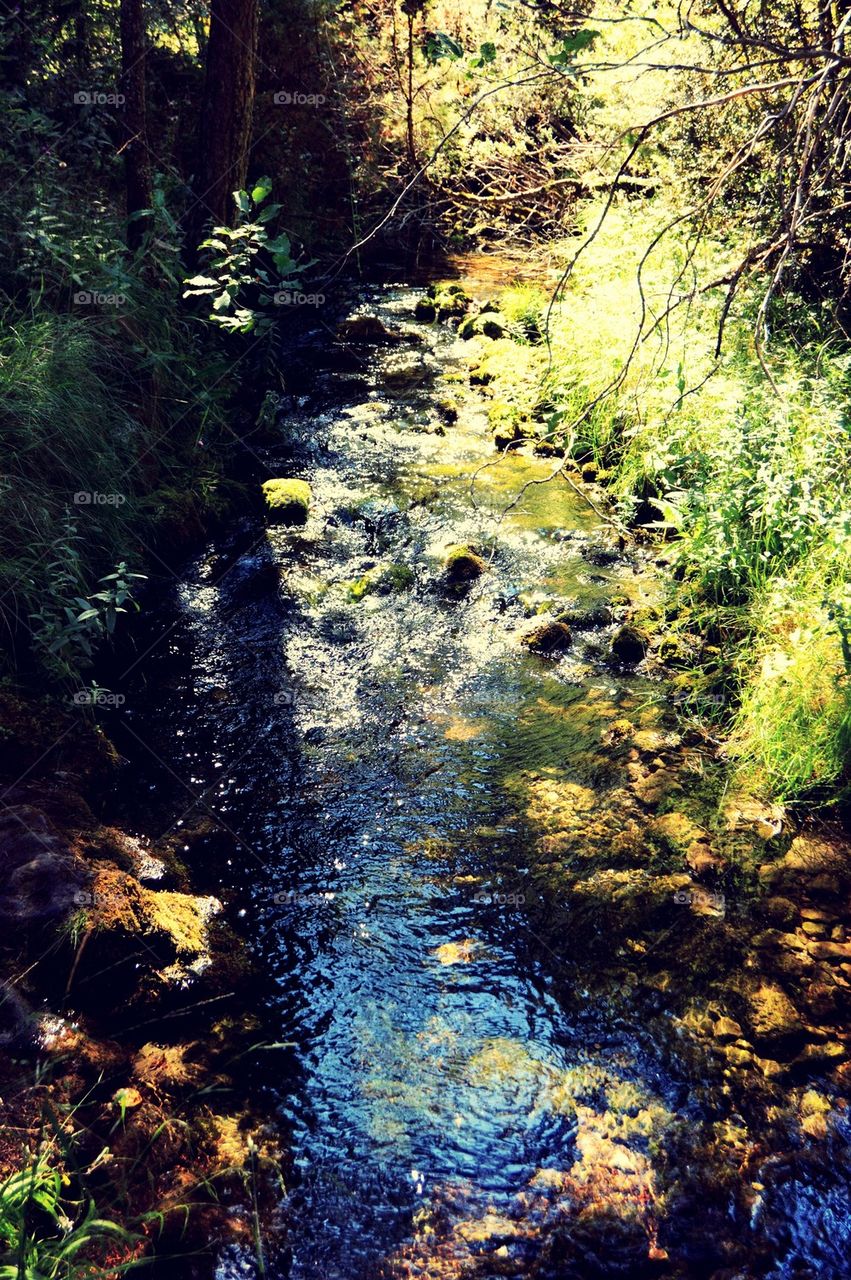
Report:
0,1150,135,1278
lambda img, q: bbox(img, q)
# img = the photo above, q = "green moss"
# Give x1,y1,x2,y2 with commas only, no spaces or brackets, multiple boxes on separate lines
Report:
349,562,415,600
261,478,311,526
460,311,507,340
487,400,530,448
521,621,572,654
444,544,486,582
414,297,437,322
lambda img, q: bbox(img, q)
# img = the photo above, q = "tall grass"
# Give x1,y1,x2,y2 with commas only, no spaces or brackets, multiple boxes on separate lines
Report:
0,305,232,685
487,201,851,803
0,1148,137,1278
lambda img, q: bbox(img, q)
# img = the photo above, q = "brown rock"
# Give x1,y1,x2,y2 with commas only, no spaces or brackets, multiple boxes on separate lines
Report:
764,896,799,927
809,940,851,963
792,1041,846,1071
745,981,805,1054
714,1016,744,1044
521,621,572,655
336,314,404,345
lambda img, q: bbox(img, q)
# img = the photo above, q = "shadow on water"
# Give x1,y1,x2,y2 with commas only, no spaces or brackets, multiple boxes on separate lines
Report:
104,279,851,1280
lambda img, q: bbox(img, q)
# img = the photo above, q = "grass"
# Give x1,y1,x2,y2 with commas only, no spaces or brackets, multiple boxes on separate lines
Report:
482,199,851,804
0,301,233,687
0,1147,138,1278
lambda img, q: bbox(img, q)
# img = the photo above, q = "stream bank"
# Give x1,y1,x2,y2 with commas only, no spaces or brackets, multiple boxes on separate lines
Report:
2,269,851,1279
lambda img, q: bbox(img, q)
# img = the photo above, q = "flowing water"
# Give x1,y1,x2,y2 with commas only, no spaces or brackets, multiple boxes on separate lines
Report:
109,281,851,1279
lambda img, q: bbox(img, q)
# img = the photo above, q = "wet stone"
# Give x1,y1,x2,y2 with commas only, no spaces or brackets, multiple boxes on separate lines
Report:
0,806,89,925
521,621,573,655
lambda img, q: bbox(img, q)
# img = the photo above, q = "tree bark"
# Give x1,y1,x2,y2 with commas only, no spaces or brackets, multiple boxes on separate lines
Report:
119,0,152,251
191,0,258,243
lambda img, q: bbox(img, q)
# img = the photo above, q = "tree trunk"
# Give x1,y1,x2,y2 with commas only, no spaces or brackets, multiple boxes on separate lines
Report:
119,0,152,251
191,0,258,243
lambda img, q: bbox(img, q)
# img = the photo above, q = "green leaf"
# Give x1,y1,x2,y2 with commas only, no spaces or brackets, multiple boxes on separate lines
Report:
184,274,219,288
233,189,250,214
472,41,497,66
265,233,291,257
424,32,463,63
250,176,274,204
550,28,600,64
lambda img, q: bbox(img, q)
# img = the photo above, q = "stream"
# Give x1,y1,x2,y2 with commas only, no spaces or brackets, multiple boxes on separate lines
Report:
107,278,851,1279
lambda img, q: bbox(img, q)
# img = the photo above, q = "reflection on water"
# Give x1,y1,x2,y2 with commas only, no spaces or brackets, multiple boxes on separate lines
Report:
113,282,851,1280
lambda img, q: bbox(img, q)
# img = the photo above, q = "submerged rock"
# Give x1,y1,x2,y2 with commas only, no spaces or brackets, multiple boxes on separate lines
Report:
609,623,649,664
521,621,573,655
745,981,805,1055
262,478,311,526
349,562,415,600
335,314,404,345
382,355,432,392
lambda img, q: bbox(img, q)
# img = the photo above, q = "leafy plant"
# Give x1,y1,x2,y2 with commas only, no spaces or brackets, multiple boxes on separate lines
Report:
183,180,304,333
0,1152,137,1279
29,550,145,682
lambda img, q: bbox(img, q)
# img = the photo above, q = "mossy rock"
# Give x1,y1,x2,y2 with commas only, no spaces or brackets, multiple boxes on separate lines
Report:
444,545,486,583
521,621,572,655
262,478,311,526
488,400,530,450
609,623,649,664
350,563,415,600
416,284,469,321
414,297,437,322
534,440,563,458
435,289,470,318
556,604,613,629
435,396,459,424
459,311,507,341
658,634,693,666
468,337,526,386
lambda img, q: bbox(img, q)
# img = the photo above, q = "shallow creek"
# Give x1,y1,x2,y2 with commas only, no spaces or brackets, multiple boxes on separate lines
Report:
109,282,851,1279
